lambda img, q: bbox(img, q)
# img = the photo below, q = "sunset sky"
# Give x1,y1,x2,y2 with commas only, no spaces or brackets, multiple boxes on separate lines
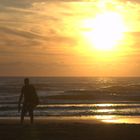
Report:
1,0,140,77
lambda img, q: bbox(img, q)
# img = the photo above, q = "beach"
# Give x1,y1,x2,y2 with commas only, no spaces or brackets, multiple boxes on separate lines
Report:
0,117,140,140
0,77,140,140
1,0,140,138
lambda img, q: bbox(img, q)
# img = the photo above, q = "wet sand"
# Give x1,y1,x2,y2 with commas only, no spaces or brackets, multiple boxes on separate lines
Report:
0,117,140,140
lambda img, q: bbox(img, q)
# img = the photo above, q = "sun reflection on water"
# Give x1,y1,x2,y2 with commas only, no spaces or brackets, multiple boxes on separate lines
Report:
96,109,115,113
95,104,113,107
94,115,140,124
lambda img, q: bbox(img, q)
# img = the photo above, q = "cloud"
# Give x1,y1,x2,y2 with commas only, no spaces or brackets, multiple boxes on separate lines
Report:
0,26,45,39
0,0,78,51
1,0,140,76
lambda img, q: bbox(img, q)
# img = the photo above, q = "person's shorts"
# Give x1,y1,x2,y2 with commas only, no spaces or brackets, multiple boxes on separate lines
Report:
22,103,33,114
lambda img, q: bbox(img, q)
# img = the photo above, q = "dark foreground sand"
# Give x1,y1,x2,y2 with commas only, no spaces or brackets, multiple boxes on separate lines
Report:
0,118,140,140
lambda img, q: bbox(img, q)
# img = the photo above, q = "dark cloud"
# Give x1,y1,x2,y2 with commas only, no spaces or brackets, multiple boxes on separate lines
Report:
0,0,70,8
0,26,45,40
0,0,31,8
0,0,139,8
0,25,76,49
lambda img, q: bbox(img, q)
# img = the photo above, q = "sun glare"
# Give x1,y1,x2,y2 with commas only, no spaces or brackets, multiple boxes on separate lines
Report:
83,12,126,51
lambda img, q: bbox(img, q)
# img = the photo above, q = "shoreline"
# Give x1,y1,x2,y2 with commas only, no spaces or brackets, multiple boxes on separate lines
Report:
0,115,140,124
0,116,101,125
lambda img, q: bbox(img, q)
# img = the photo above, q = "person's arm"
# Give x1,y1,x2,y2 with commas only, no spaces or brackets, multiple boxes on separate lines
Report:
18,88,24,112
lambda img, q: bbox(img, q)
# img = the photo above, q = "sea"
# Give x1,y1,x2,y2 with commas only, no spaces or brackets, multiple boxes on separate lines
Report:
0,77,140,124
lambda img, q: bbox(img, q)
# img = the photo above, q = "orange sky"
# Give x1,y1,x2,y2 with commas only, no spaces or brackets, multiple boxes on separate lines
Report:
0,0,140,77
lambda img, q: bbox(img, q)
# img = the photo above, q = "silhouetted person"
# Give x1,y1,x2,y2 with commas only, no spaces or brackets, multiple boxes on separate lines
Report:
18,78,39,124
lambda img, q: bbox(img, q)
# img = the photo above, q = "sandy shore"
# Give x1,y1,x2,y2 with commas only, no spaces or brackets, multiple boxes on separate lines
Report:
0,117,140,140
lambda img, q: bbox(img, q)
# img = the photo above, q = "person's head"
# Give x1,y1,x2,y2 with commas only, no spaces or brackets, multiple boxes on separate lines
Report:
24,78,29,85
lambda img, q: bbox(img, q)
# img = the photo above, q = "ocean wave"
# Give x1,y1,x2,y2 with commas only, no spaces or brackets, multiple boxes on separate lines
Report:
0,103,140,117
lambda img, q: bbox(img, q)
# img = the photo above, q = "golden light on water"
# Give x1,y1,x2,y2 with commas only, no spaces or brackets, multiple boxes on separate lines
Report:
96,109,115,113
97,115,140,124
95,103,113,107
83,11,126,51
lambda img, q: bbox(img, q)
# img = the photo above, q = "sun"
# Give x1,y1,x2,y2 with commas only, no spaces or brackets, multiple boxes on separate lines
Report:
83,12,126,51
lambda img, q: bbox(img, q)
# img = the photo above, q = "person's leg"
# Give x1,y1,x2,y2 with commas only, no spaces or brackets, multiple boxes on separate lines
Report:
29,109,34,124
21,108,26,124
